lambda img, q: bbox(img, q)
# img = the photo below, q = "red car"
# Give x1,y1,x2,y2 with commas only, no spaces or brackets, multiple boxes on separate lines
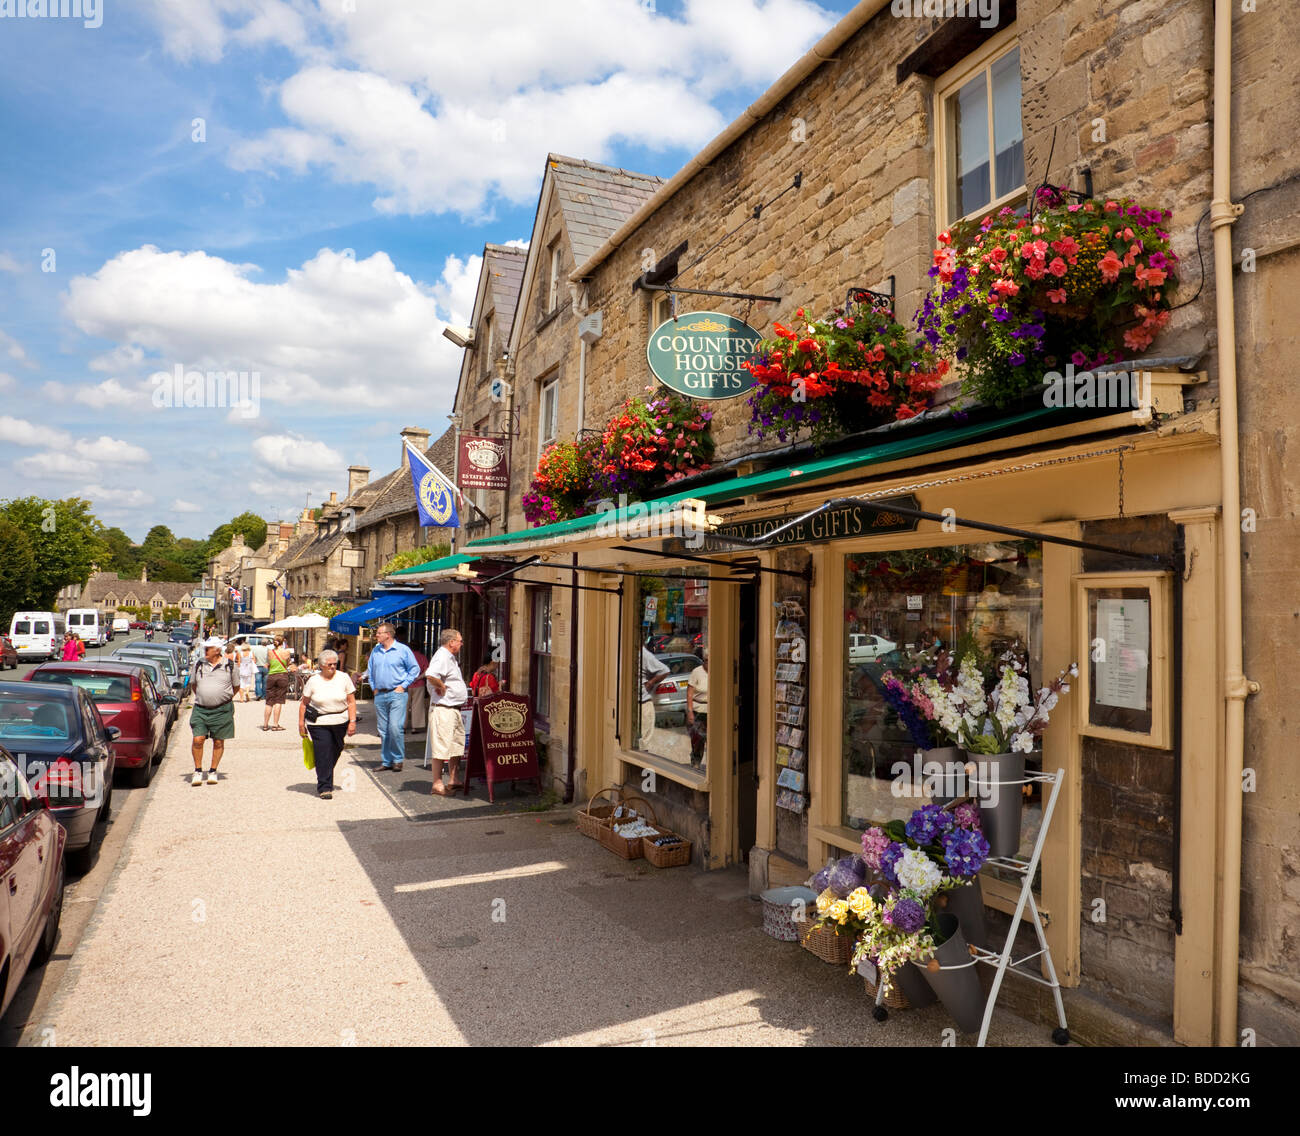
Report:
0,743,66,1019
24,662,172,788
129,621,148,631
0,636,17,671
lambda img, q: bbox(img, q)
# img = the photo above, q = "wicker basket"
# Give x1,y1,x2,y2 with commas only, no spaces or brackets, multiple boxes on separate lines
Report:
862,973,911,1010
800,920,856,966
577,786,622,840
598,797,656,860
643,828,691,868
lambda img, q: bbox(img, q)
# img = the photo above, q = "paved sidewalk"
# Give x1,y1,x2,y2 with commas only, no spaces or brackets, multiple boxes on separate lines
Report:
27,698,1053,1047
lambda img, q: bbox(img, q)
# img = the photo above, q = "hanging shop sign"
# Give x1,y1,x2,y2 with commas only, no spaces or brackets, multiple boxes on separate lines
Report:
458,435,509,491
462,692,541,802
646,311,761,399
663,495,921,554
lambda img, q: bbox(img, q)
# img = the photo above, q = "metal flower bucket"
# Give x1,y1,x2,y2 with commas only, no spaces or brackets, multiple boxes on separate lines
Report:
921,913,986,1033
967,750,1024,859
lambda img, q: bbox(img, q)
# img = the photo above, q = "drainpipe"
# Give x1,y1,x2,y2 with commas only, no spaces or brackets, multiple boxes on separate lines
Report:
1211,0,1258,1047
564,551,579,804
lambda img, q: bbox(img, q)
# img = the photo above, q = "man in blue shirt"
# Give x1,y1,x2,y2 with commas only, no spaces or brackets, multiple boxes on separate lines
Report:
364,621,422,771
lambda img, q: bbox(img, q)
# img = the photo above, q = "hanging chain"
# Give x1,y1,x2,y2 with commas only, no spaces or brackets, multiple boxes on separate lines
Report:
1117,448,1126,518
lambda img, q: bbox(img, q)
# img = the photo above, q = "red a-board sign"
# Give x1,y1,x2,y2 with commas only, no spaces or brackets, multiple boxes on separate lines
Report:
463,692,540,801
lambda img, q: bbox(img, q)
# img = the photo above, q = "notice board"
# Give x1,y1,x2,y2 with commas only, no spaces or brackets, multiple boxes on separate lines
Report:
463,692,541,801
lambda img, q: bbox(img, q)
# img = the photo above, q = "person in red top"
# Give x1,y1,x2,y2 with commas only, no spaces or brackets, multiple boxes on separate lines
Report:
469,657,501,698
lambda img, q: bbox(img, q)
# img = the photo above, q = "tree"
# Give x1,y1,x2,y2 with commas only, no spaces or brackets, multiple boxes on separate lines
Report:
98,526,139,576
140,524,178,574
0,497,105,609
174,538,210,581
150,560,193,583
207,512,268,557
0,517,36,619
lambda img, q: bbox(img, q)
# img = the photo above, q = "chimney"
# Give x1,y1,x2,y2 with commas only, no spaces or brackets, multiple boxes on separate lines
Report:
140,565,148,583
329,490,338,505
400,426,430,468
232,531,246,548
296,507,317,537
347,465,370,496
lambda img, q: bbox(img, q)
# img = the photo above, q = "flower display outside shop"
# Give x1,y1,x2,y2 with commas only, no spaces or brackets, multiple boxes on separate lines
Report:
742,301,950,447
522,390,715,527
916,191,1180,407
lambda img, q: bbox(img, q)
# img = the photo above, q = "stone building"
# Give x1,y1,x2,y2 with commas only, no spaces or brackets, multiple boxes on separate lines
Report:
58,566,196,622
457,2,1300,1047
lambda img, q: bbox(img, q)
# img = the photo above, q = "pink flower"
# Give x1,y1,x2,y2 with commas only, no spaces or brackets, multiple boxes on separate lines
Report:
1047,288,1067,304
1098,250,1123,283
1048,257,1068,277
1104,200,1120,212
1050,236,1078,257
992,277,1020,296
1134,263,1167,289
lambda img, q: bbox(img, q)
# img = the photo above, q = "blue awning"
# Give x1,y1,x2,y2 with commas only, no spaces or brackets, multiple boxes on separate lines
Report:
329,592,429,636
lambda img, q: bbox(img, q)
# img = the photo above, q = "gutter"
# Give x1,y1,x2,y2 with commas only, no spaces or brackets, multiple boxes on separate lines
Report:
567,0,891,284
1210,0,1258,1047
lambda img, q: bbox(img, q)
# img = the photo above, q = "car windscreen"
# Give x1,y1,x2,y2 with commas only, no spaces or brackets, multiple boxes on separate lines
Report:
121,651,177,675
116,656,170,681
0,696,76,748
33,672,134,703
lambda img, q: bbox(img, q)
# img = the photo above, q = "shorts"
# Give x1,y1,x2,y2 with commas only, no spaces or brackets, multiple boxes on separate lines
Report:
429,703,466,762
191,702,235,740
265,672,290,706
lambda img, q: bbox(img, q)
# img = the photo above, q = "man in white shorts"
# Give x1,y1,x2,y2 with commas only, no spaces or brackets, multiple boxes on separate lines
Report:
425,628,467,797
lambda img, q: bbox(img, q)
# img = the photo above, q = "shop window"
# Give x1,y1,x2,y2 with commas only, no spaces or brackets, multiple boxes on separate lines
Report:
631,572,710,769
936,38,1024,227
841,540,1043,850
538,377,559,454
530,588,552,722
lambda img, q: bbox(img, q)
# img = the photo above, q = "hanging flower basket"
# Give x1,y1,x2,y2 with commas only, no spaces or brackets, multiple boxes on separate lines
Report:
916,189,1180,407
597,389,714,501
742,301,949,448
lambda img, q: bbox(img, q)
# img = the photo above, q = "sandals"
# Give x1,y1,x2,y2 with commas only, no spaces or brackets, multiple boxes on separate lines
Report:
271,725,286,731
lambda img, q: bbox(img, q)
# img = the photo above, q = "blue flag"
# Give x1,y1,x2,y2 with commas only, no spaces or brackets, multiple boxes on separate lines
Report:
406,442,460,528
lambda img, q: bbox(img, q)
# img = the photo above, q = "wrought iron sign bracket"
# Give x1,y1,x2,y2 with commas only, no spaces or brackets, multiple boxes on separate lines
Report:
635,280,782,306
846,275,896,317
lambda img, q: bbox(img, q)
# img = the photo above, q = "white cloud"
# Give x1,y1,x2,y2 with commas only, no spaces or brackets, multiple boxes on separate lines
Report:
14,451,96,479
251,433,344,475
64,244,464,412
80,436,151,464
0,252,21,274
144,0,311,64
0,329,29,364
77,379,144,409
85,485,155,509
171,499,203,513
0,372,14,392
0,416,72,449
430,253,481,329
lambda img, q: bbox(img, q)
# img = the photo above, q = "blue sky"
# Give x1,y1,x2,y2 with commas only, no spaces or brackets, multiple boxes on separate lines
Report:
0,0,854,541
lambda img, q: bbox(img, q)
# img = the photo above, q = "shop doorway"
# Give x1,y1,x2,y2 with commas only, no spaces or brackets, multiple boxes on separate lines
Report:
737,581,758,859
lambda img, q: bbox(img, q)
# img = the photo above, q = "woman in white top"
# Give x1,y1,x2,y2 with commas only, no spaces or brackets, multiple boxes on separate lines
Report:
237,647,256,702
299,649,357,799
686,650,708,769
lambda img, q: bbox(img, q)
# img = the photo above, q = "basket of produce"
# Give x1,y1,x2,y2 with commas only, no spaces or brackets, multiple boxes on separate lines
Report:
577,786,623,840
643,828,692,868
598,797,657,860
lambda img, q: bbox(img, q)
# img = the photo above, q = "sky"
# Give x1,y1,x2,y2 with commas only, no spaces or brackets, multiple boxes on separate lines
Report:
0,0,855,542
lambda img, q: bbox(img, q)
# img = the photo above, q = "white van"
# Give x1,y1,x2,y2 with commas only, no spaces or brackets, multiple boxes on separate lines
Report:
112,616,130,634
67,608,109,646
9,611,67,661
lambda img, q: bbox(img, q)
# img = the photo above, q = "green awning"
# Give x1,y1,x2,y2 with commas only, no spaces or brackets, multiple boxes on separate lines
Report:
464,404,1102,553
388,552,478,578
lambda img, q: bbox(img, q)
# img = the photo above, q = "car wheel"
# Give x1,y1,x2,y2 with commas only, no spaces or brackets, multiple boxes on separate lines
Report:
66,841,94,875
30,860,65,967
129,757,153,788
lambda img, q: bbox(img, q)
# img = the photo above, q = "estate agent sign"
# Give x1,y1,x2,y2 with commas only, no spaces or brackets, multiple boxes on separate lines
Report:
458,435,509,491
647,311,761,399
463,692,541,801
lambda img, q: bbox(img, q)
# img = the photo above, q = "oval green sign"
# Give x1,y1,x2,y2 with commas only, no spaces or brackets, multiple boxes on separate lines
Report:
646,310,761,399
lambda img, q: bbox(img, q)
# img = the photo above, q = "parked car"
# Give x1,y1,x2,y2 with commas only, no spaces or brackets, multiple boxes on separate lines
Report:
150,621,165,632
23,662,175,787
112,617,130,634
651,652,704,726
0,635,17,670
113,646,186,696
0,743,66,1020
129,621,148,631
100,656,174,724
847,632,896,664
0,682,117,874
66,608,110,648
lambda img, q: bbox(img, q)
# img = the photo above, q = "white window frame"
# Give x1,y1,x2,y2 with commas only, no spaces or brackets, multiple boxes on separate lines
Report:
934,25,1025,230
538,377,559,453
547,242,562,313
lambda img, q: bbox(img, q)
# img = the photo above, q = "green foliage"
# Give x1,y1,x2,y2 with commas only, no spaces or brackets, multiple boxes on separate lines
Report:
297,598,343,618
0,497,104,609
150,559,194,583
379,542,451,577
98,526,139,576
0,517,36,621
225,511,268,552
174,537,210,580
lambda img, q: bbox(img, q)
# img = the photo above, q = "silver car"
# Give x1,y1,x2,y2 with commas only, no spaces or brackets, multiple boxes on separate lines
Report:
651,652,703,727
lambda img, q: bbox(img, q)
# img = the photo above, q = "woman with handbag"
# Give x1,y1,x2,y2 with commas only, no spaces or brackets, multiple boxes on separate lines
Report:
299,649,357,799
262,635,294,731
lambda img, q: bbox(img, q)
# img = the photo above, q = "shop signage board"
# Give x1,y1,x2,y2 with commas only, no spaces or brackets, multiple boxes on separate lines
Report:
458,434,509,491
462,692,541,802
646,311,761,399
662,495,921,555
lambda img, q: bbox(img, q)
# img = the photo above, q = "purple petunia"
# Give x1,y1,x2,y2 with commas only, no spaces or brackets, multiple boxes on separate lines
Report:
905,803,955,845
880,841,906,885
942,827,991,877
891,897,927,933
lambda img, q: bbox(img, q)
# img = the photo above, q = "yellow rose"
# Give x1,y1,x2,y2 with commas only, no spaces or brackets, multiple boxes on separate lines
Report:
829,900,850,924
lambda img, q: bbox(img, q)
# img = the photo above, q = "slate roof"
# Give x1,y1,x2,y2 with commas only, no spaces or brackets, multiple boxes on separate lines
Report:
353,427,458,529
483,244,527,340
547,155,664,267
79,572,195,604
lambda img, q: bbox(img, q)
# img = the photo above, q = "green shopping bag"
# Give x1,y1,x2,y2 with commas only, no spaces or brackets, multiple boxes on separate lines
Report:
302,734,315,770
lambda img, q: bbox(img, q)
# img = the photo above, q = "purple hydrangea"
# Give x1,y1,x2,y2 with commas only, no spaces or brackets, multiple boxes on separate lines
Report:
860,826,891,871
891,897,927,934
952,802,981,830
905,803,955,845
880,841,906,885
942,827,991,877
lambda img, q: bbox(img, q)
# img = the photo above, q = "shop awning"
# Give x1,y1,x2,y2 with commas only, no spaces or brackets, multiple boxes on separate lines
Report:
386,553,478,580
329,591,429,635
464,404,1093,555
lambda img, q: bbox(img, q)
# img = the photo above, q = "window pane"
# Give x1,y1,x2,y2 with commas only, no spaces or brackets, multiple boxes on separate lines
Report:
991,48,1024,199
841,541,1043,849
632,573,709,768
950,71,990,218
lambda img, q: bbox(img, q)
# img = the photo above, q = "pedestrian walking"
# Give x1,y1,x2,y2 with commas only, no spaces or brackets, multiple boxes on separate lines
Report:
299,649,357,800
190,640,239,785
424,628,467,796
237,647,256,702
261,635,294,731
364,621,421,771
250,638,268,700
